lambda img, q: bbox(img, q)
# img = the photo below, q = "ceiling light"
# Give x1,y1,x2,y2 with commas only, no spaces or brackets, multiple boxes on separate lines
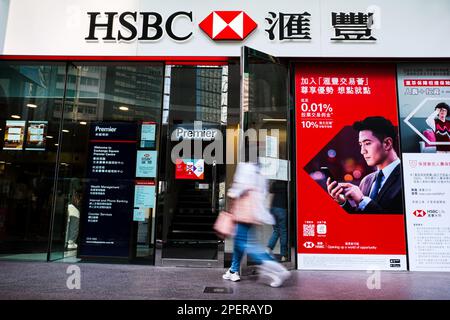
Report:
46,136,53,139
80,121,87,125
262,118,287,122
62,129,69,133
11,115,21,119
119,106,129,111
27,104,38,108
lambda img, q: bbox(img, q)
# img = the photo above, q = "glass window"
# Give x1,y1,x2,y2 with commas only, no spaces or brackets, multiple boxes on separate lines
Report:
0,61,66,261
52,62,164,262
0,61,165,263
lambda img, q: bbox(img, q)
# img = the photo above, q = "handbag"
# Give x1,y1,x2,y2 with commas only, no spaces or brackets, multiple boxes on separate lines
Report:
213,210,235,239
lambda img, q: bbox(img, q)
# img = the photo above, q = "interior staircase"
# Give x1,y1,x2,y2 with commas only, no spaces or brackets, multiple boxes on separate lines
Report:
166,181,219,259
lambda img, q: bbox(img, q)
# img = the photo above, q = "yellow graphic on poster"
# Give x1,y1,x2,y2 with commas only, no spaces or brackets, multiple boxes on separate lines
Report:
3,120,26,150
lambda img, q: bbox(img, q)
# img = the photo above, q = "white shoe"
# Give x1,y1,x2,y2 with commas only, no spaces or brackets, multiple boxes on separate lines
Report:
260,270,283,287
67,242,78,249
259,260,291,287
222,269,241,282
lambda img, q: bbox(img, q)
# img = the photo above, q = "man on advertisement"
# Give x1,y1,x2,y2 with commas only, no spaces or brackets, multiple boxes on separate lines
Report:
327,116,403,214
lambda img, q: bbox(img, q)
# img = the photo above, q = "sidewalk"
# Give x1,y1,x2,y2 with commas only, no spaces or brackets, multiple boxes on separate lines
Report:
0,260,449,300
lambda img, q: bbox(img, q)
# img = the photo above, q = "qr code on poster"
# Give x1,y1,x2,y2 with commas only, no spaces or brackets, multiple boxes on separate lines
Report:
303,224,315,237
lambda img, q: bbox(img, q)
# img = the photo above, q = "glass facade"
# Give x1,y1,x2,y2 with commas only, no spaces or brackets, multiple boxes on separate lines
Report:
0,61,164,262
0,58,293,268
0,62,65,260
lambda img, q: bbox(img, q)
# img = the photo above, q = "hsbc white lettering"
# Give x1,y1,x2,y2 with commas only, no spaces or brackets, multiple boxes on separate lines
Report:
95,126,117,132
85,12,193,41
85,10,261,42
174,128,218,141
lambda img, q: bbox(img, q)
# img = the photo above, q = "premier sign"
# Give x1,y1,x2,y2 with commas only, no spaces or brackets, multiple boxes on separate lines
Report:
173,127,219,141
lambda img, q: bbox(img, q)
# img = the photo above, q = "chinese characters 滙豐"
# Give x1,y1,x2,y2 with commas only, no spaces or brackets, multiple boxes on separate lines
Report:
265,11,377,42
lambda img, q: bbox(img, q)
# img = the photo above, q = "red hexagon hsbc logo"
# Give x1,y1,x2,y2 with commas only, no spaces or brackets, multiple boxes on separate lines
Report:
303,242,315,249
199,11,257,41
413,210,427,217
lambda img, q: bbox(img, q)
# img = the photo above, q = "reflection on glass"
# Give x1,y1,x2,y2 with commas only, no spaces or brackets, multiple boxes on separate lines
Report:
0,61,165,263
243,48,291,265
55,63,164,262
0,62,66,261
158,66,228,263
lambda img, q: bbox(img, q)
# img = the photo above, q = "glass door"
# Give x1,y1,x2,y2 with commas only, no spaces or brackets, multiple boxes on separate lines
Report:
156,65,228,267
47,63,76,261
240,47,293,271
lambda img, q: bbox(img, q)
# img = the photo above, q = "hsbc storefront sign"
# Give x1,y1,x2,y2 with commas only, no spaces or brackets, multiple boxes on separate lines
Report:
85,11,258,42
3,0,450,57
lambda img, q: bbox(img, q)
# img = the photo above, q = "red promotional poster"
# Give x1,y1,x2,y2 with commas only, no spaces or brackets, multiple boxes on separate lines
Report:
295,63,407,270
175,159,205,180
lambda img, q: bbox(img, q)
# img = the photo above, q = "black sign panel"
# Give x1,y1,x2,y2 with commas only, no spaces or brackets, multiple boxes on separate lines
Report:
80,121,138,258
80,181,134,257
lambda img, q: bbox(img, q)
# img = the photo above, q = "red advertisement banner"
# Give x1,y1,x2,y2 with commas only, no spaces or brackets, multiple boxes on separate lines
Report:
295,63,406,267
175,159,205,180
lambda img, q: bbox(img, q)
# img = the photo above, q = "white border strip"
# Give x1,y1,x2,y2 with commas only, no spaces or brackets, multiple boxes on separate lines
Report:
298,254,407,270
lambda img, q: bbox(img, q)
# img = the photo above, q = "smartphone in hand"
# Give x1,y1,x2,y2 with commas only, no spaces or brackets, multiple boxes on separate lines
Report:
320,166,336,183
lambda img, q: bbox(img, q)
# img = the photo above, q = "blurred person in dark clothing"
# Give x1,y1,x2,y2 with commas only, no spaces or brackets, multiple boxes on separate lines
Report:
266,180,288,261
